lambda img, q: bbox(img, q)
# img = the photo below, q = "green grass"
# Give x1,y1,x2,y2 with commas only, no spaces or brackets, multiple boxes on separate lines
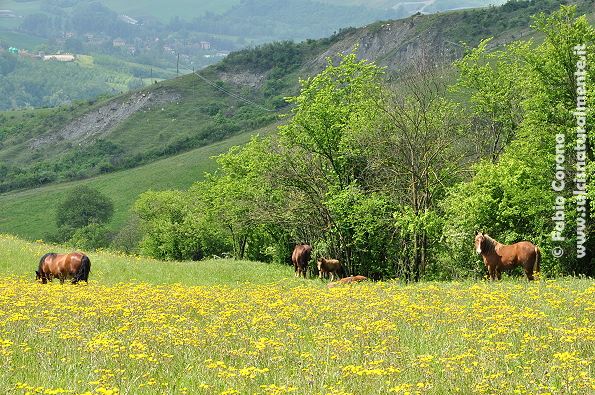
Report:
0,30,46,48
0,233,295,286
0,235,592,395
0,124,276,240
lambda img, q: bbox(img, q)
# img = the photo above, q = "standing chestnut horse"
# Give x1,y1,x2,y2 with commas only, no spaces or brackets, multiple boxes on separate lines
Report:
36,252,91,284
317,257,342,281
474,232,540,281
291,244,312,278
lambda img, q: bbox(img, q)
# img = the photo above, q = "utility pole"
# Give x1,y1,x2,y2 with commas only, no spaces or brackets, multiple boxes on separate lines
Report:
176,53,179,76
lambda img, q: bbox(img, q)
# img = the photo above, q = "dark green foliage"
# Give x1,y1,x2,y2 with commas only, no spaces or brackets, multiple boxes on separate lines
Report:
134,190,230,261
134,6,594,280
435,0,587,47
69,222,114,250
70,2,131,37
0,57,116,110
220,41,307,74
45,224,76,245
0,53,17,76
442,6,595,277
110,215,143,254
56,185,114,229
19,14,57,38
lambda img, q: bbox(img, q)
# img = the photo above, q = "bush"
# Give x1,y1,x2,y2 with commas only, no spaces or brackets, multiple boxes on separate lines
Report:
69,222,113,250
56,185,114,229
110,215,143,254
44,224,76,244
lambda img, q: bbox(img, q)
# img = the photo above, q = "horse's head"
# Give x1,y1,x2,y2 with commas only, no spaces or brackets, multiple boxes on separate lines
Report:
35,270,47,283
474,231,485,255
317,258,324,271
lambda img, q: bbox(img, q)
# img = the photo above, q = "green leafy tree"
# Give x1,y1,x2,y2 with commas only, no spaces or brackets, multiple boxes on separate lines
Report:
276,52,383,272
364,65,468,280
443,6,595,276
201,137,284,260
56,185,114,230
69,222,113,250
452,38,528,162
134,190,230,261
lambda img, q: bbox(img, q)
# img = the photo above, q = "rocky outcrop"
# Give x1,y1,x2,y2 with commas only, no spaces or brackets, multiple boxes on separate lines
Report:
29,89,181,149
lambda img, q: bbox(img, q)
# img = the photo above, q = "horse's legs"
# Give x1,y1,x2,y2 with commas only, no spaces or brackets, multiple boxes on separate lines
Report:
496,269,502,281
524,267,535,281
59,276,65,284
330,272,335,282
487,266,496,281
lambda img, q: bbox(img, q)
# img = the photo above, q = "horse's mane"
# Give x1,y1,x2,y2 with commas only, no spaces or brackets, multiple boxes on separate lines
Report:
481,235,499,255
38,253,56,270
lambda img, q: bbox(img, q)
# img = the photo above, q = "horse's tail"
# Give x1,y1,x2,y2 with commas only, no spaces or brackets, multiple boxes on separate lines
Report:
534,246,541,274
76,255,91,283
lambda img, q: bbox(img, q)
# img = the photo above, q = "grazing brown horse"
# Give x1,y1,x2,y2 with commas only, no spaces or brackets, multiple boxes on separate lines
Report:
327,275,368,288
291,244,312,278
317,257,342,281
474,232,540,281
36,252,91,284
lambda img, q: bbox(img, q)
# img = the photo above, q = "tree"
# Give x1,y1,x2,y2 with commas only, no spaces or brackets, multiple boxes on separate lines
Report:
452,38,527,162
56,185,114,229
275,52,383,273
364,62,468,280
443,6,595,277
134,189,230,261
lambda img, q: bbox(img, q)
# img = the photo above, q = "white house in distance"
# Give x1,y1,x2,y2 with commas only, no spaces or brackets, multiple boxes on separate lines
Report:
43,54,76,62
200,41,211,50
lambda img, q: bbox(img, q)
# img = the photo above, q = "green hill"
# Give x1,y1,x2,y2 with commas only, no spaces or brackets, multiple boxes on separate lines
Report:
1,0,593,241
0,124,276,240
0,0,518,112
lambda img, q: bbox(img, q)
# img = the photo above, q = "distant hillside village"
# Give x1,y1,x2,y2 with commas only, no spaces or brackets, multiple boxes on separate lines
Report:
0,8,230,67
1,46,76,62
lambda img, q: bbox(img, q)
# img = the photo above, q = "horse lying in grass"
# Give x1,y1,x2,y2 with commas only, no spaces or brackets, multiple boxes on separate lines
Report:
327,275,368,288
317,257,342,281
292,244,312,278
36,252,91,284
474,232,540,281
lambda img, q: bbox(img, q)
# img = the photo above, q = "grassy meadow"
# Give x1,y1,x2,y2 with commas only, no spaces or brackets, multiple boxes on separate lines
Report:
0,234,593,394
0,125,275,240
